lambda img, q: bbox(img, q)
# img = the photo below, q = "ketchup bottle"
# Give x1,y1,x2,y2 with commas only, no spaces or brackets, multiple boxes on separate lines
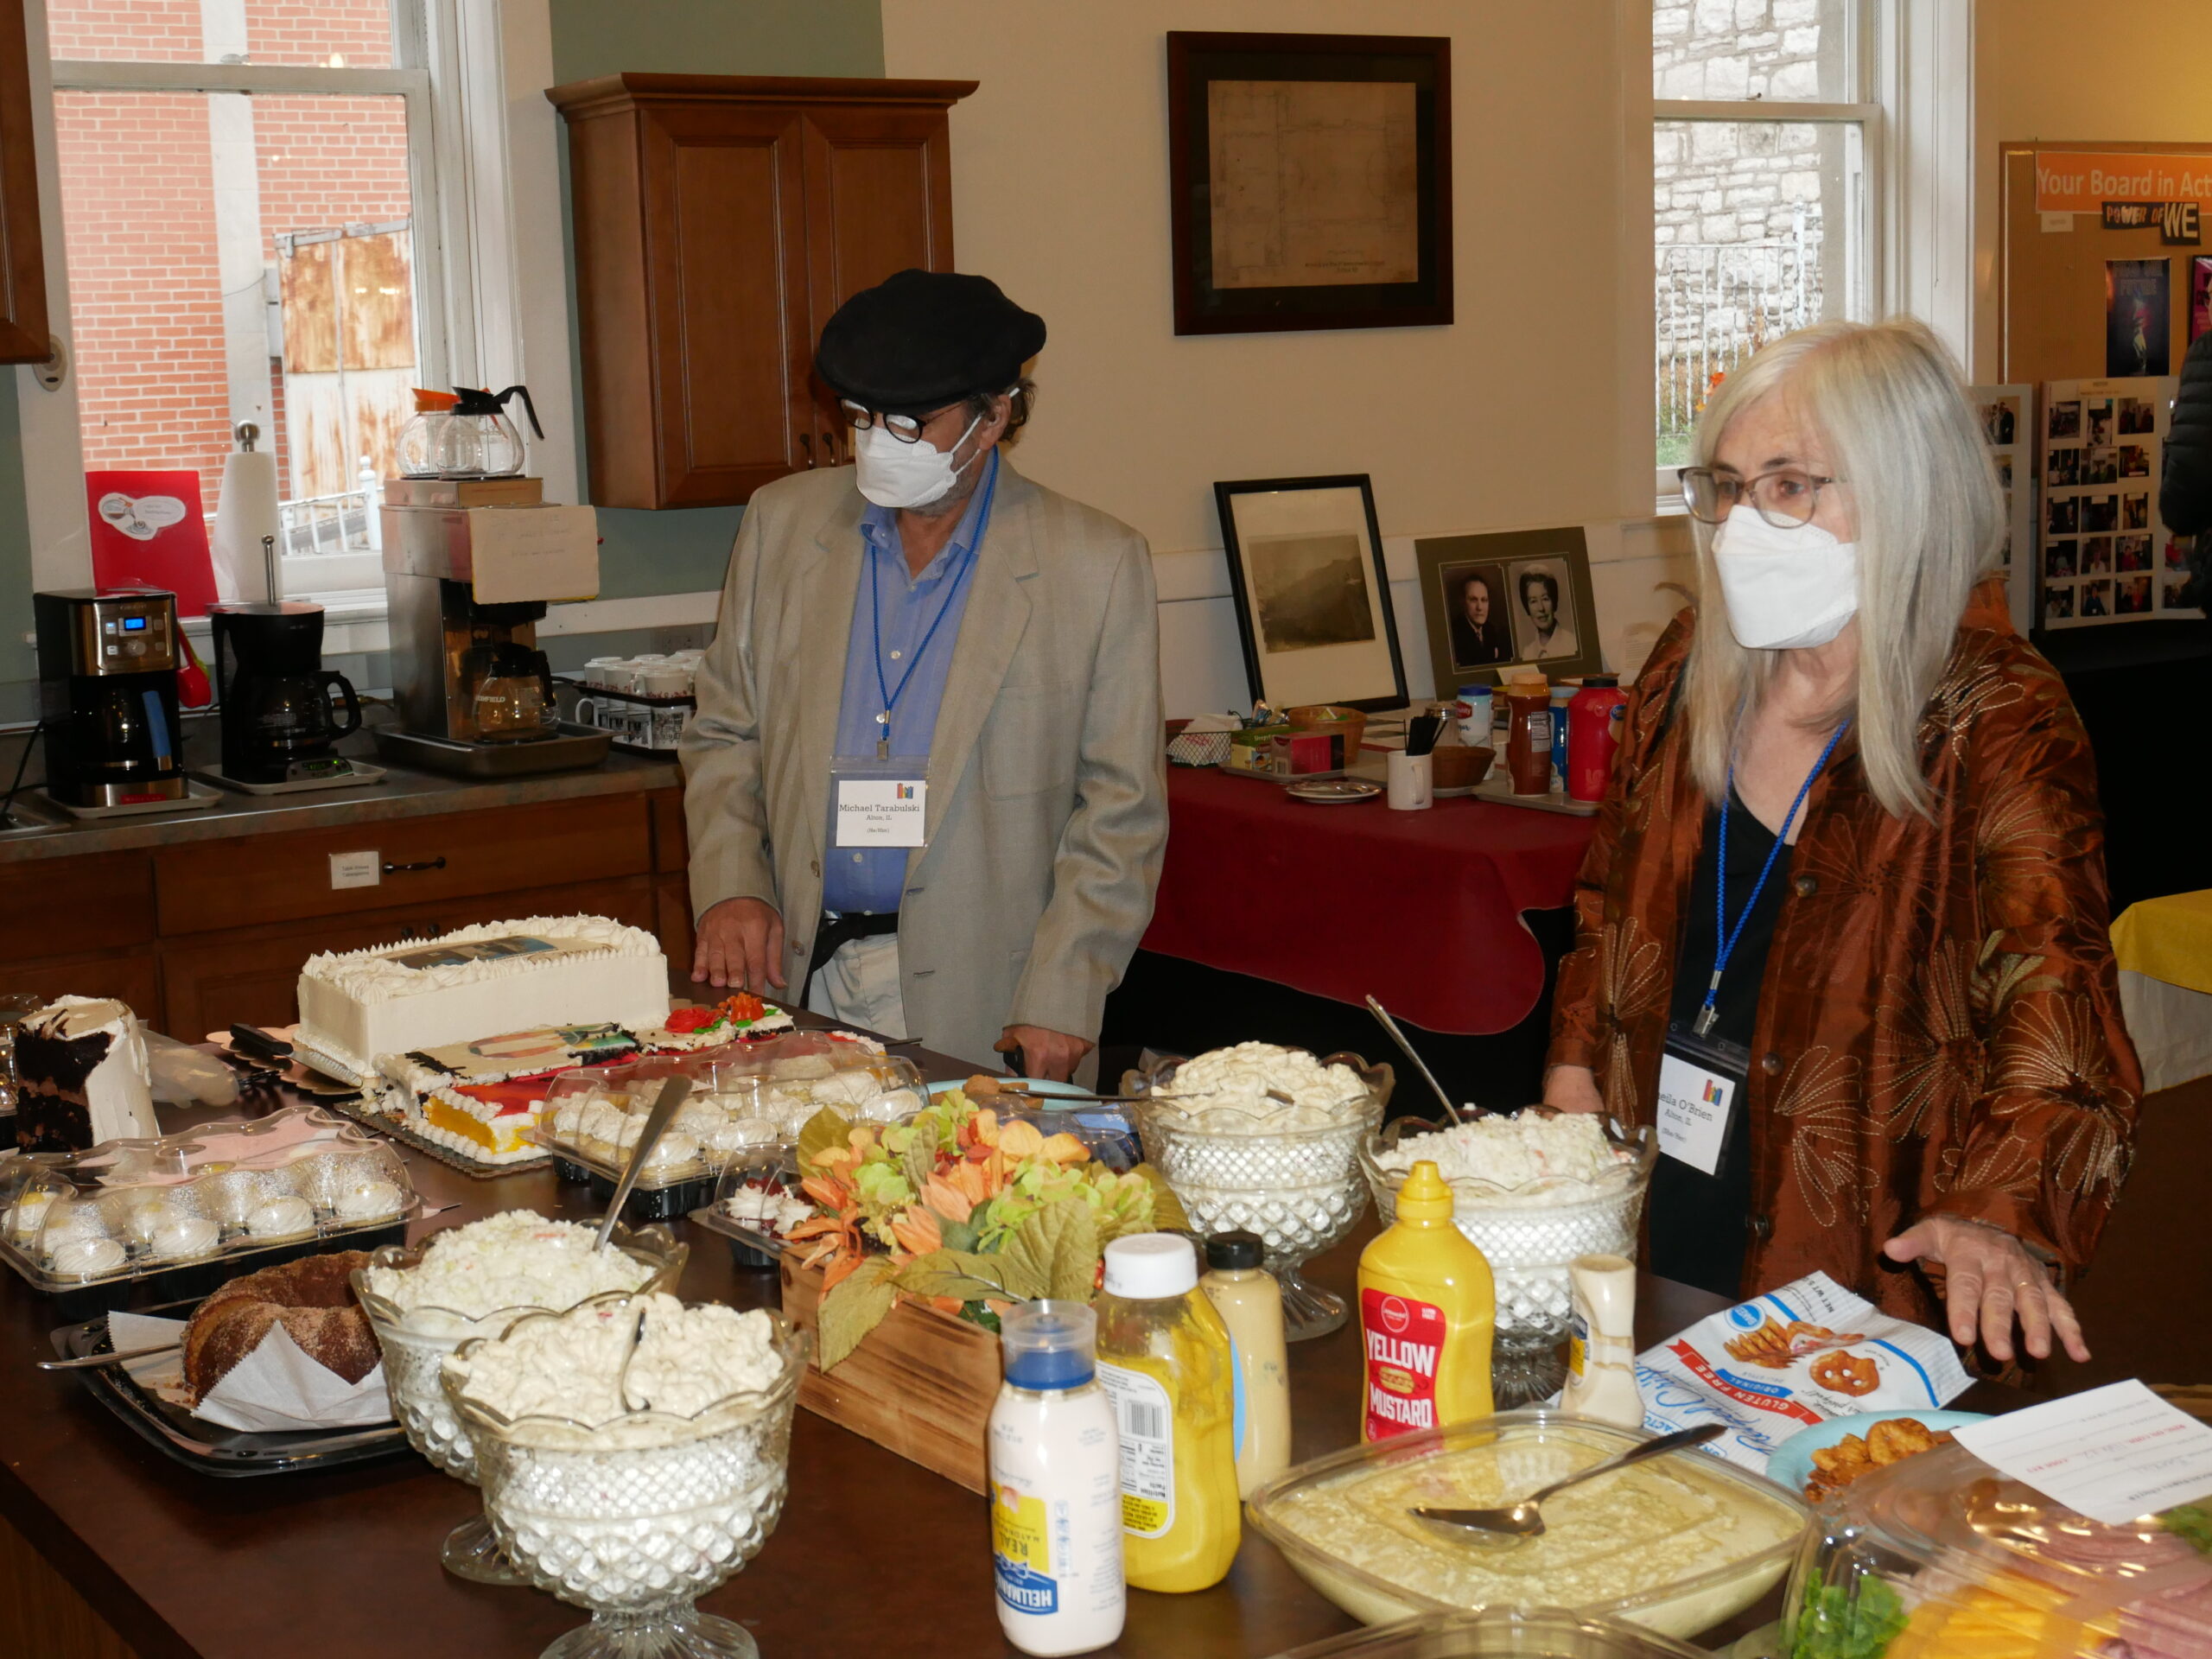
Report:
1567,676,1628,802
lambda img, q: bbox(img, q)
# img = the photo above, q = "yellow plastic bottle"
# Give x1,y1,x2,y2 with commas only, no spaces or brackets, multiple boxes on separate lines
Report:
1092,1235,1242,1593
1357,1160,1496,1441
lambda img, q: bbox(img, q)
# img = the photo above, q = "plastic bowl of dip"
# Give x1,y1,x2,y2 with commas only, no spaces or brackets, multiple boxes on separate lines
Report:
1244,1410,1810,1638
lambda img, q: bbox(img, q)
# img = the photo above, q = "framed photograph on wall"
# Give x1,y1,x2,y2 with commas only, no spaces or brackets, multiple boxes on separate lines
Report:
1213,474,1407,712
1166,31,1452,336
1412,527,1603,696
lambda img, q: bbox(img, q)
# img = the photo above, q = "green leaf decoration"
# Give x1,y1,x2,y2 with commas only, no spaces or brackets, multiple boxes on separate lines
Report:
817,1255,899,1371
900,1132,936,1202
891,1254,1012,1306
798,1107,854,1174
1132,1164,1190,1232
938,1215,982,1254
1002,1198,1100,1304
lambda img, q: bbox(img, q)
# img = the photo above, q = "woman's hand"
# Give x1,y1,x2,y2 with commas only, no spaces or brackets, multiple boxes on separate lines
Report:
1542,1064,1604,1115
1882,1216,2088,1363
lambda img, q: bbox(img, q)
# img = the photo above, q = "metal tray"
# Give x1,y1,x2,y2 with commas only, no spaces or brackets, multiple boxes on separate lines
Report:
372,721,612,779
49,1302,409,1477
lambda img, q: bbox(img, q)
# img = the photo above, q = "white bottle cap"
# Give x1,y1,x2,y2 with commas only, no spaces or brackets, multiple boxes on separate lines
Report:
1103,1233,1198,1299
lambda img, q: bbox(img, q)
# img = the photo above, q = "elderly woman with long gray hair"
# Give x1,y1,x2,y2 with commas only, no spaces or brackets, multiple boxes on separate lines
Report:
1545,317,2139,1368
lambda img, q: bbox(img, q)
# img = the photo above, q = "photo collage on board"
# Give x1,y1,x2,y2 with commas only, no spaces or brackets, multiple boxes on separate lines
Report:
1971,385,2036,634
2038,376,2182,630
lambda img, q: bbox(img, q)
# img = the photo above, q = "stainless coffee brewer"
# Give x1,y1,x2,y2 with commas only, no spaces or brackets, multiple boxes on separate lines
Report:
376,504,608,778
33,588,188,807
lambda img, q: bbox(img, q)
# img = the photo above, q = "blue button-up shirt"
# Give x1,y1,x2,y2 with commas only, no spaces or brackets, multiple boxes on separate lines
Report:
820,452,998,914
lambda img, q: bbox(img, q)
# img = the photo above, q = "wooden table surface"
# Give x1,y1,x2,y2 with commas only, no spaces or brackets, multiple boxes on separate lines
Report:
0,1029,2184,1659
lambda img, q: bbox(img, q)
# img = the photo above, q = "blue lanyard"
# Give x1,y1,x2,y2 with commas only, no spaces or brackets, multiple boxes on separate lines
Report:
868,451,998,757
1693,720,1848,1039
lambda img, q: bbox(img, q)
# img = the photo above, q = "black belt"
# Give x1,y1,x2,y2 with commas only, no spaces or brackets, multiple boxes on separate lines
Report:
804,910,899,985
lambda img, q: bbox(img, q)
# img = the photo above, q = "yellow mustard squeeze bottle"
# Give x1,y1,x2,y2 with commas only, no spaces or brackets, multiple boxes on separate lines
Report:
1092,1234,1241,1592
1357,1160,1496,1440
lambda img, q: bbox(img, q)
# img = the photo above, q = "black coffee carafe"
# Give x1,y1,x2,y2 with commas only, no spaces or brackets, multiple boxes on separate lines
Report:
208,602,362,784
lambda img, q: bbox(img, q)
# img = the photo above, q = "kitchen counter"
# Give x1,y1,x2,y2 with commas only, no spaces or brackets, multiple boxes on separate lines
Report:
0,727,680,864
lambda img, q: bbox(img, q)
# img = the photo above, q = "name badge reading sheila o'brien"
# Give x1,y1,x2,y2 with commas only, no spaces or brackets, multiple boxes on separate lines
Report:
835,778,926,847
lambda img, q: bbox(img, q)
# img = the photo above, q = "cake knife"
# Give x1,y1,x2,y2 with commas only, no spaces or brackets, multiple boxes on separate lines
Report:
40,1343,181,1370
596,1076,691,1252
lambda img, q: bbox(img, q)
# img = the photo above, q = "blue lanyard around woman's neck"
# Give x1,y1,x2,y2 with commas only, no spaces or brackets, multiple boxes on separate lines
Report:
1693,720,1848,1039
868,450,999,759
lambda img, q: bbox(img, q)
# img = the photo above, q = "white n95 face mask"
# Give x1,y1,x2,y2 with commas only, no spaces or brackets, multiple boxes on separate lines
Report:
1711,505,1860,650
851,411,983,510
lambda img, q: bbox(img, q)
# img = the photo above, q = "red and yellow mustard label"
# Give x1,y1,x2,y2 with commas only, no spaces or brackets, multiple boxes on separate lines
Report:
1362,1287,1447,1440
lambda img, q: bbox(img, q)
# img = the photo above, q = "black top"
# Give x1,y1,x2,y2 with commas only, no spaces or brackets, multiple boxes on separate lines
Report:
1647,790,1795,1299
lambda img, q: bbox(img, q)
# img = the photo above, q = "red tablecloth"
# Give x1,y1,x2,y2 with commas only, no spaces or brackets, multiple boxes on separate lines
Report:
1141,766,1599,1034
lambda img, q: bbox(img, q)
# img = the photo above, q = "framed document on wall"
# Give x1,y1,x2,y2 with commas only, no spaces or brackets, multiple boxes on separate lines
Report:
1214,474,1407,712
1166,32,1452,336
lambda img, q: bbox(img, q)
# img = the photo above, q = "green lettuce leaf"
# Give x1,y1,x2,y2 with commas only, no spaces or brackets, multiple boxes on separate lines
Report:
1791,1579,1905,1659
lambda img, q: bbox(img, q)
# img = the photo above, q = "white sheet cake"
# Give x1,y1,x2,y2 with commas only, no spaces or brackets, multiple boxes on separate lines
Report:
294,916,670,1084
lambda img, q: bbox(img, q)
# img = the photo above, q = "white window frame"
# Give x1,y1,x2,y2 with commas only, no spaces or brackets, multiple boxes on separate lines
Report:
10,0,577,636
1649,0,1976,511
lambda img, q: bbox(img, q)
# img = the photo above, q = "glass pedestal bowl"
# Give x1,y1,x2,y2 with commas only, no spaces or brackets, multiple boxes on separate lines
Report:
444,1300,807,1659
1128,1051,1393,1339
1358,1113,1655,1406
351,1222,686,1585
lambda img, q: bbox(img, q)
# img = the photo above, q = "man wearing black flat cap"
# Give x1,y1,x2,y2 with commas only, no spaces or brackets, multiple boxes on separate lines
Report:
681,270,1166,1080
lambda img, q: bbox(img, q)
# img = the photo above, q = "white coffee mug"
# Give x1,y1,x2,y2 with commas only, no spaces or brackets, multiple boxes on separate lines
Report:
1387,750,1433,810
639,665,692,696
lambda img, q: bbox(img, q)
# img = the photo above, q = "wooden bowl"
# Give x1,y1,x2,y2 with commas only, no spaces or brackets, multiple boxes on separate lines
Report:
1284,704,1368,760
1430,745,1493,790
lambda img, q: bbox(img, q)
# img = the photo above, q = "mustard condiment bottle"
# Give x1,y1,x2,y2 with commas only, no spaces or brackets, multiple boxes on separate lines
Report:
1357,1160,1495,1440
1093,1234,1242,1592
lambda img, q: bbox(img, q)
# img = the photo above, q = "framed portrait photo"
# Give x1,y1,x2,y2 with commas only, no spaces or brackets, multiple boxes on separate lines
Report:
1213,474,1407,712
1166,31,1452,336
1413,527,1603,696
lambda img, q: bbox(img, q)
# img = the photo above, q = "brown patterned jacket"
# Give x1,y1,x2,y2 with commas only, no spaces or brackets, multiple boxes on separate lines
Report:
1548,581,2141,1324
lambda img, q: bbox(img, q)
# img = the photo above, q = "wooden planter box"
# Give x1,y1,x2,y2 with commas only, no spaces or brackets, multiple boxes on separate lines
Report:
778,1254,1001,1494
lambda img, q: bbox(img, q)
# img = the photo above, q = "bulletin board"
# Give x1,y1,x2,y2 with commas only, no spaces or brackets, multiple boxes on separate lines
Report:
2000,143,2212,387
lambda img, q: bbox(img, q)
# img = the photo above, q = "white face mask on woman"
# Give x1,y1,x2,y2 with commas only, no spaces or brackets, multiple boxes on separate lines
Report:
852,411,984,510
1711,504,1859,650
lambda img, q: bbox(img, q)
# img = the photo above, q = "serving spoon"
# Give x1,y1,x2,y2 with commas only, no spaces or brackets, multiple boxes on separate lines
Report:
1409,1422,1726,1541
1364,995,1467,1126
594,1076,691,1251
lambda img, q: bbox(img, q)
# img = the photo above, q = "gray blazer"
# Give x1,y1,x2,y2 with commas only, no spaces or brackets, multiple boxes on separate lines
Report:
680,456,1166,1067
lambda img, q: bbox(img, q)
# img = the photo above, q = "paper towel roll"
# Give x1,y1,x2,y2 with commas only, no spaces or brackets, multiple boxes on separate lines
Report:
212,449,281,602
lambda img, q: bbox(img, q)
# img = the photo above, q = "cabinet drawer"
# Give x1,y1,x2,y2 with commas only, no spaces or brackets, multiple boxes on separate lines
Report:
161,874,661,1037
5,948,162,1033
155,795,654,936
0,853,155,963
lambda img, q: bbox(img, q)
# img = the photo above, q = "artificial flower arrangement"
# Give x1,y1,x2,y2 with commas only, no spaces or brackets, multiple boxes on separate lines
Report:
792,1090,1184,1369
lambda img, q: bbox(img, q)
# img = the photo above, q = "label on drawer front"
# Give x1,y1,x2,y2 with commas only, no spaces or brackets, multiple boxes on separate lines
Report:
328,850,381,890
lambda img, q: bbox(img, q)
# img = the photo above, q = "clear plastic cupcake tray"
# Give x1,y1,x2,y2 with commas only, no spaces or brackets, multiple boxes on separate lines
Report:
0,1105,419,1298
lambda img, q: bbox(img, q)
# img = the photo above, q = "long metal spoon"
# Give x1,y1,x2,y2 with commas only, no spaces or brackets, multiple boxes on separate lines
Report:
1364,995,1467,1126
614,1302,652,1411
1410,1422,1727,1541
595,1076,691,1251
39,1342,181,1371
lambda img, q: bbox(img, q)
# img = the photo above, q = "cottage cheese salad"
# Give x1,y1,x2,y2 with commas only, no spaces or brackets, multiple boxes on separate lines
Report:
363,1211,657,1322
1371,1110,1637,1200
1151,1042,1376,1132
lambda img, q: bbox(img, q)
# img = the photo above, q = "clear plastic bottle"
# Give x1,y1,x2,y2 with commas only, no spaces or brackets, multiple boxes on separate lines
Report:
988,1301,1126,1656
1092,1234,1242,1593
1198,1230,1291,1499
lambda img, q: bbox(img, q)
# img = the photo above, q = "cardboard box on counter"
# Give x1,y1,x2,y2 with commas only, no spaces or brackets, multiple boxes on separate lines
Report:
380,502,599,603
382,476,544,509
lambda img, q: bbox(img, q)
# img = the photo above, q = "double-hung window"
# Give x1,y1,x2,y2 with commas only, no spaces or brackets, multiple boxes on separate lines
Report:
1651,1,1880,481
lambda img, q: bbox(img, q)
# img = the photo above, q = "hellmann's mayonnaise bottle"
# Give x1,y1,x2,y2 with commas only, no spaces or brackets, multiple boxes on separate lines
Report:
1357,1159,1496,1440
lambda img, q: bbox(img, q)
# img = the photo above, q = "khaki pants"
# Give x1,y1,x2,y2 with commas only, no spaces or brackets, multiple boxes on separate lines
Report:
804,931,908,1041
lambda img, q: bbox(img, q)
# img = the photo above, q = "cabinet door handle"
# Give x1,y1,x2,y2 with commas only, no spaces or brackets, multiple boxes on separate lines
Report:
383,857,448,874
798,431,815,468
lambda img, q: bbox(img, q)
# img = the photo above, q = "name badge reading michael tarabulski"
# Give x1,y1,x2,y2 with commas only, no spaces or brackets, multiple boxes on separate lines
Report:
835,778,926,847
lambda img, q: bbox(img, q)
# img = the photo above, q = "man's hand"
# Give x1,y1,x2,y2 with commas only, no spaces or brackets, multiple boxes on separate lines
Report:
997,1025,1093,1084
691,898,787,995
1542,1064,1605,1115
1883,1215,2088,1364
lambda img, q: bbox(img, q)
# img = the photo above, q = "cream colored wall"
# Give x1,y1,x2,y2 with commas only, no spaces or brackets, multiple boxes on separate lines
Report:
881,0,1694,715
1971,0,2212,382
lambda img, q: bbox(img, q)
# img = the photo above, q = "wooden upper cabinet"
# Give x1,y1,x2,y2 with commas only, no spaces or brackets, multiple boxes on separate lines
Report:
0,0,51,363
549,75,974,509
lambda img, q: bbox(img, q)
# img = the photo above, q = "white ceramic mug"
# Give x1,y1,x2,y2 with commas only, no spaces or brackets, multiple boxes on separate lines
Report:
638,665,693,696
1387,750,1433,810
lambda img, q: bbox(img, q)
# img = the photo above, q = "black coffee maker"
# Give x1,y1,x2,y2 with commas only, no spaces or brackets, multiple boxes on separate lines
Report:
207,602,362,785
33,588,188,807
